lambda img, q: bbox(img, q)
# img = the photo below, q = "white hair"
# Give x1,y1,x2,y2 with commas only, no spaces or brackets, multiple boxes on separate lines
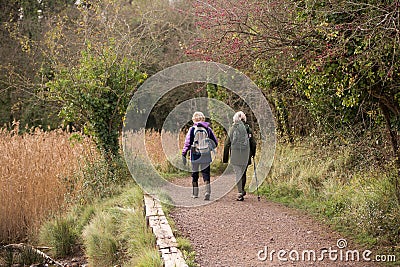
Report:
233,111,246,123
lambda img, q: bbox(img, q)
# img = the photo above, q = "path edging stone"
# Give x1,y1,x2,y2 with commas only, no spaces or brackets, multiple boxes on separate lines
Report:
143,194,188,267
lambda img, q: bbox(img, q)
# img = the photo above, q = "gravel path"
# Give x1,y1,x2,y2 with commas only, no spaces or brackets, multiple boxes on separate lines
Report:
170,178,381,267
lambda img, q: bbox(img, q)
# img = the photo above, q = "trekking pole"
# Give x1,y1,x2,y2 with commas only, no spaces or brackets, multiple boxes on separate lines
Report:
252,156,260,201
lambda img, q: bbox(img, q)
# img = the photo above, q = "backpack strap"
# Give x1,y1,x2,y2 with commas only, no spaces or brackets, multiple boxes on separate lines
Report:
189,126,196,145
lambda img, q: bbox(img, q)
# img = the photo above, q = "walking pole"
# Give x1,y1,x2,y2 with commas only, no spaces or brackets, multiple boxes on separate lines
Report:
252,156,260,201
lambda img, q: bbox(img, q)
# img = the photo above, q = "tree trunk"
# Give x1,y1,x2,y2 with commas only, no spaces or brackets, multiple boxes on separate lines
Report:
380,102,400,204
275,95,294,144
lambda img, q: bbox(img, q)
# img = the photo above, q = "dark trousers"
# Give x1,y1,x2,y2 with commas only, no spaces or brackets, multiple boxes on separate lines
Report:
191,163,211,183
233,165,248,195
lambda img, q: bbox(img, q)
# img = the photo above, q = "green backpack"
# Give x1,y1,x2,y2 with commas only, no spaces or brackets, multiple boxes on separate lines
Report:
231,122,249,150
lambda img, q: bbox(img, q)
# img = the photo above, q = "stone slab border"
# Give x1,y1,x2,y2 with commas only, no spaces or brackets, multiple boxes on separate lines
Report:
143,194,188,267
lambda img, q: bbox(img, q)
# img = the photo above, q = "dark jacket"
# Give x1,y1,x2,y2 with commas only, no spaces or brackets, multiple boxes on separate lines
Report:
223,122,256,166
182,121,218,163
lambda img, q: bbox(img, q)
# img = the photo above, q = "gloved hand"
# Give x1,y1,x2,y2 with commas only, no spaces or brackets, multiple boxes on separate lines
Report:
182,155,187,166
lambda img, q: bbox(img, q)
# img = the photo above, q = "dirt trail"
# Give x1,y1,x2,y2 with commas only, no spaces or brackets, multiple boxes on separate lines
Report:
170,178,381,267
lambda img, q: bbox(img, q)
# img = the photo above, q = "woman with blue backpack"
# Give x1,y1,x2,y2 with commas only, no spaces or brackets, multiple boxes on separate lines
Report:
223,111,257,201
182,112,218,200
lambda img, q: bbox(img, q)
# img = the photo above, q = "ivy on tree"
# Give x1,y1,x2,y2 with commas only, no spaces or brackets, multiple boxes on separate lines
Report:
46,41,147,164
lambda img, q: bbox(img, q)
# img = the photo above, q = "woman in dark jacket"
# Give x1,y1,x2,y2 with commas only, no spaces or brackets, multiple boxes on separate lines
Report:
223,111,256,201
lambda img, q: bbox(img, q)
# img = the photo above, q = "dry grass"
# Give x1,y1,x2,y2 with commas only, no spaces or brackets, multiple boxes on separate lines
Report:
145,130,186,167
123,130,186,169
144,129,224,167
0,124,96,243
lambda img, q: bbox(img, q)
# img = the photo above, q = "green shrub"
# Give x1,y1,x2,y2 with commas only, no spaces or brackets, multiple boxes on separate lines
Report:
39,216,79,257
79,156,125,200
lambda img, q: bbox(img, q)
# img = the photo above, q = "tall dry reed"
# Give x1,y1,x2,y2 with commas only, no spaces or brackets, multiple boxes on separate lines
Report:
0,124,96,243
143,129,224,167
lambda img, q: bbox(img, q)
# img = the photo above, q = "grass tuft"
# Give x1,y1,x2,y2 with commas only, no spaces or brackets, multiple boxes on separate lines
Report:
176,237,197,267
82,212,119,267
39,215,78,257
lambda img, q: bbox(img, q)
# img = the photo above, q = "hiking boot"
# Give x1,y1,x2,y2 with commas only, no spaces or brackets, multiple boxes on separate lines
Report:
192,182,199,199
204,181,211,201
